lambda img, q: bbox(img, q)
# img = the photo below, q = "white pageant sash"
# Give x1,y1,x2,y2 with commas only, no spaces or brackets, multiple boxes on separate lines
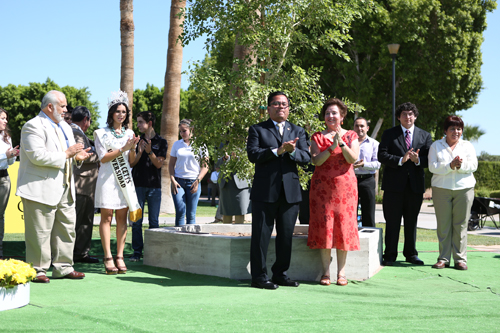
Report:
95,128,142,222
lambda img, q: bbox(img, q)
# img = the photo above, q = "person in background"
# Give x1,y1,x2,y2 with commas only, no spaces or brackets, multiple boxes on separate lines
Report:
64,105,73,125
378,102,432,266
129,111,167,262
169,119,209,226
0,108,20,260
94,91,140,274
307,98,360,286
429,115,477,271
247,91,311,289
71,106,100,264
218,152,251,225
210,166,220,207
16,90,91,283
353,117,381,228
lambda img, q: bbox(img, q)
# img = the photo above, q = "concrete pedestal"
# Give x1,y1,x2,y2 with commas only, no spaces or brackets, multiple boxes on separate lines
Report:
143,225,382,281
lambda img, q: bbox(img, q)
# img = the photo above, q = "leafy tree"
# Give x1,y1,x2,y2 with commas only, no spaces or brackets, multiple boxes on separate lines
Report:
463,124,485,142
294,0,496,137
133,84,191,135
181,0,371,183
0,78,99,145
478,151,500,162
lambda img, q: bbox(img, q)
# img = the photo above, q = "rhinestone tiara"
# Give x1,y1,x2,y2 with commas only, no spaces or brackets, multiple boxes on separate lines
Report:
107,90,129,109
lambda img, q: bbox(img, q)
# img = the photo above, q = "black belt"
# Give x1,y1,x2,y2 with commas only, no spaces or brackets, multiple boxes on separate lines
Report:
356,174,373,179
0,169,8,177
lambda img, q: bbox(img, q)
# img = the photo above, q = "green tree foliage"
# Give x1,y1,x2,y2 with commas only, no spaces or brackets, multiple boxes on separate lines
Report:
294,0,496,137
478,151,500,162
133,84,191,136
463,124,486,142
181,0,371,182
0,78,99,145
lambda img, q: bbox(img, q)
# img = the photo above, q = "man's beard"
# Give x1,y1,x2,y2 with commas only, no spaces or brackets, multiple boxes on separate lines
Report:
53,110,64,123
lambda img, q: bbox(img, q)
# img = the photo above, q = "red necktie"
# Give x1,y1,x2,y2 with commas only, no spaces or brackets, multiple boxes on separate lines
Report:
405,130,411,150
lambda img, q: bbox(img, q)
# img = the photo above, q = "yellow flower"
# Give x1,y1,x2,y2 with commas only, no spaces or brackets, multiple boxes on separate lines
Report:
0,259,37,288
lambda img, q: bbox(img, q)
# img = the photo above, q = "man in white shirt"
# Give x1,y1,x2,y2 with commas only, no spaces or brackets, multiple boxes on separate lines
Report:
353,118,381,227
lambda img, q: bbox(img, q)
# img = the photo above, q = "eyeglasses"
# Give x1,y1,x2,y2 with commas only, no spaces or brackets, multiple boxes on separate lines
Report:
270,102,289,107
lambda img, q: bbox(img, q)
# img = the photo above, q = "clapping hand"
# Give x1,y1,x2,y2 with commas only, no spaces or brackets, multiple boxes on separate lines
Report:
7,145,19,158
451,155,462,170
353,159,364,169
75,147,93,161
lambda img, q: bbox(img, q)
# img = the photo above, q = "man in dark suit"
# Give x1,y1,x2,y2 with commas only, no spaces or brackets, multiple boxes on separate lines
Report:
378,102,432,266
71,106,100,263
247,91,311,289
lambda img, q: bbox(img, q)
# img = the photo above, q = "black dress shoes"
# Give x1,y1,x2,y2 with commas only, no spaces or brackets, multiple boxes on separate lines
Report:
33,275,50,283
74,255,99,264
382,260,394,266
251,280,279,289
406,255,424,265
272,278,300,287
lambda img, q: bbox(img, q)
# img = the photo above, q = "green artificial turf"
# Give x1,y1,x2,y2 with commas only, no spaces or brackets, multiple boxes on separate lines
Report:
1,241,500,332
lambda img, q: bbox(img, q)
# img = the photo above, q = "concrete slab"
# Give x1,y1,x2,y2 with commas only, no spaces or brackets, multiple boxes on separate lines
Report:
143,224,382,281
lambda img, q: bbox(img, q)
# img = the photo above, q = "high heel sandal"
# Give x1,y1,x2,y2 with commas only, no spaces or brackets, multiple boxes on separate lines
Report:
336,275,348,286
115,256,127,274
320,275,331,286
104,257,118,275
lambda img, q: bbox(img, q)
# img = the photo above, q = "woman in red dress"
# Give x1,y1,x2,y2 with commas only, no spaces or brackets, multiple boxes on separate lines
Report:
307,98,360,286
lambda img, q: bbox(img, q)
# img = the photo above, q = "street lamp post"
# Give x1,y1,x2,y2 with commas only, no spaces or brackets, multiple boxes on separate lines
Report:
387,44,400,127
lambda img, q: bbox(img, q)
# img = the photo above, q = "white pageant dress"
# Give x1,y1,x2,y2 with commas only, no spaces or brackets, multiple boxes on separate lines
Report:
94,127,134,209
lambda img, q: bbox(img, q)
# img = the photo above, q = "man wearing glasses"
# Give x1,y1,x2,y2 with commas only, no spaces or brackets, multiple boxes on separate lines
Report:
378,102,432,266
247,91,311,289
71,106,100,264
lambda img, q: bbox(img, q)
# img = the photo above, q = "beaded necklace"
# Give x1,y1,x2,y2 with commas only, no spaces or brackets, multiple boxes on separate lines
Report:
111,127,125,139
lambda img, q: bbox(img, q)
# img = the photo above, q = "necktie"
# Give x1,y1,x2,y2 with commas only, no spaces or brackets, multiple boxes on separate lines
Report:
278,123,284,137
56,127,71,185
405,130,411,150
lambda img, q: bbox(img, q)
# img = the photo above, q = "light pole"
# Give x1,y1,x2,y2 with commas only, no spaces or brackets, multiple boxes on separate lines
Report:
387,44,400,127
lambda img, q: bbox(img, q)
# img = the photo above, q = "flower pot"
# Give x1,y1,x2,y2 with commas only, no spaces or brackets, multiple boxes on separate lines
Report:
0,282,30,311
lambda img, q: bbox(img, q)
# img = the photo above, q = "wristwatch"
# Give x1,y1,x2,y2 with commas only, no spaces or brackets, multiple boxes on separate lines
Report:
148,150,153,156
339,143,345,148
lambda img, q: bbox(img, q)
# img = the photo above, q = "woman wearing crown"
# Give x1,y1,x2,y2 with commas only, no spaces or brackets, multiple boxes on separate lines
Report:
94,91,140,275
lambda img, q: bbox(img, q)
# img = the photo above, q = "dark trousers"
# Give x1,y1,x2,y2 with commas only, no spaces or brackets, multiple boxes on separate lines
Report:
73,194,94,260
298,186,310,224
382,182,423,262
357,175,376,227
250,188,299,282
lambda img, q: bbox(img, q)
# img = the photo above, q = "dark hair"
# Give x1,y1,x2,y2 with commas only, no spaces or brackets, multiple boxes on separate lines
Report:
267,91,289,106
354,117,368,125
443,115,464,132
396,102,419,118
71,106,91,122
137,111,156,127
66,105,74,114
320,98,347,121
106,103,130,129
179,118,193,128
0,108,11,144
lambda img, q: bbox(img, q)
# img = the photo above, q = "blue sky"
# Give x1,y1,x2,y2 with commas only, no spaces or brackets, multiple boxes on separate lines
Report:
1,1,498,155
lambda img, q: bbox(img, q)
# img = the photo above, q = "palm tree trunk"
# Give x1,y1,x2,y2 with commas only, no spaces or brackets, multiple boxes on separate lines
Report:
160,0,186,213
120,0,134,125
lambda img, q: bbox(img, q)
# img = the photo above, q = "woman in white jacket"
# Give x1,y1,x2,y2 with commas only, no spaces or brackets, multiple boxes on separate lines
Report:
0,108,19,259
428,115,477,271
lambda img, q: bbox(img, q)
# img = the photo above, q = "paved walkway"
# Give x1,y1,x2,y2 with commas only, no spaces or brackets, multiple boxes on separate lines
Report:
93,200,500,238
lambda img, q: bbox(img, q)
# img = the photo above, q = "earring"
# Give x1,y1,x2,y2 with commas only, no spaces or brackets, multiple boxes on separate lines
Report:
341,121,344,125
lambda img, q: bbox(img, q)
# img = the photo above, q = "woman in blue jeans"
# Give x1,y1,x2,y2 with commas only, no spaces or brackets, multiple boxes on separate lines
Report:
169,119,209,226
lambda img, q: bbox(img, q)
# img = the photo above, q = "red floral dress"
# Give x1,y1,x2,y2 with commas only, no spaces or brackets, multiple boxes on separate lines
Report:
307,131,360,251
